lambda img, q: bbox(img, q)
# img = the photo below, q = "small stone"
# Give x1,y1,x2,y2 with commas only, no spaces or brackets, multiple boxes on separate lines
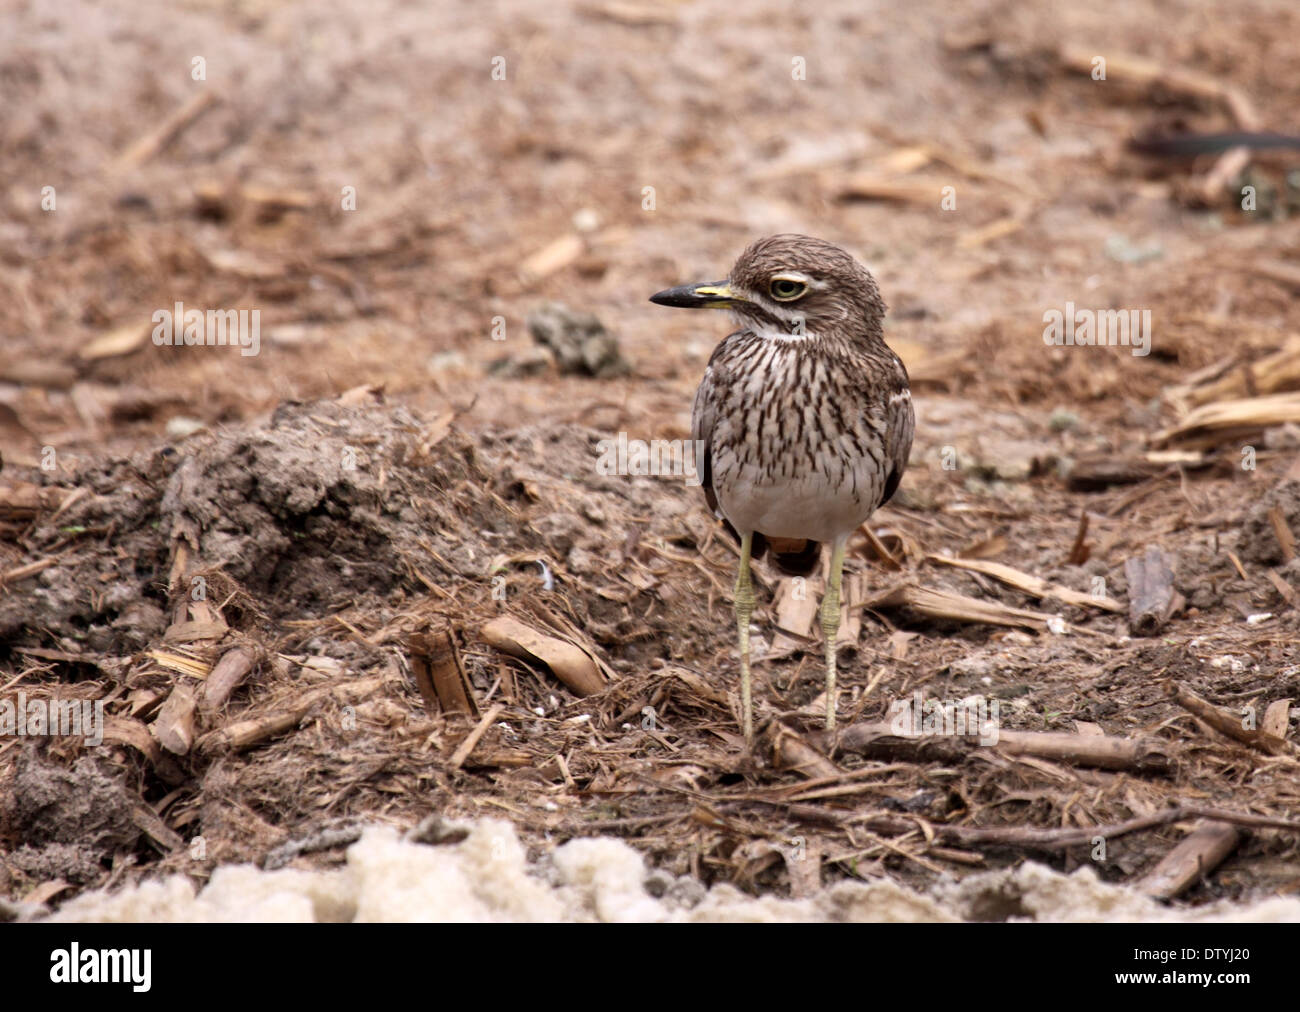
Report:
1104,234,1164,263
949,656,994,679
572,208,600,233
427,350,468,374
488,345,551,378
165,416,206,439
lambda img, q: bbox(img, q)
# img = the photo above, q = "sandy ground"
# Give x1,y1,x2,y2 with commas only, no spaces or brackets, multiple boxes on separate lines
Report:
3,0,1300,920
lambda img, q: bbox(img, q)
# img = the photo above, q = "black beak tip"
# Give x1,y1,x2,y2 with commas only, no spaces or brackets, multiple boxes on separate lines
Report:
650,282,729,308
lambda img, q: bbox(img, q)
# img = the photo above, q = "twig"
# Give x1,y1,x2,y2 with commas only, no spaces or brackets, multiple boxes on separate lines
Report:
827,721,1174,774
1268,506,1296,563
448,703,504,771
861,805,1300,851
1168,682,1297,756
113,91,220,171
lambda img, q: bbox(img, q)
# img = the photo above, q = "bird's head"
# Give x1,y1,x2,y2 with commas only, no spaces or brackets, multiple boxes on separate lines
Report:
650,233,886,343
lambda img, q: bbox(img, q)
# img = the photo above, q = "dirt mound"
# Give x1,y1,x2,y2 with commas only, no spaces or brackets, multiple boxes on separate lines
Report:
1,396,525,657
160,397,506,616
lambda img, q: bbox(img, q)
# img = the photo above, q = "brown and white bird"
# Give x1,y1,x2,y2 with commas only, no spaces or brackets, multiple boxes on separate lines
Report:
651,234,914,749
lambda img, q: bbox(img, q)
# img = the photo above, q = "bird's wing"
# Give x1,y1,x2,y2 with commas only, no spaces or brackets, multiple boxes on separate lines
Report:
691,361,721,518
879,371,915,509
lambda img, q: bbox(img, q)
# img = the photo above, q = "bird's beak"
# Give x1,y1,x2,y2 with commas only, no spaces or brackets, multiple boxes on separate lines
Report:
649,280,742,309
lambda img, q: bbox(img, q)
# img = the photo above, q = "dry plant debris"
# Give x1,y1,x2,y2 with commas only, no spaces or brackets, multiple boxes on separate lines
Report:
4,0,1300,920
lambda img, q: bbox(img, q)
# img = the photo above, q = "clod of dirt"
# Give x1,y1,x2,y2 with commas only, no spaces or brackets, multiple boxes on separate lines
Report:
2,749,139,880
407,814,471,847
0,449,175,656
8,843,104,885
1238,478,1300,564
526,302,629,378
488,345,552,378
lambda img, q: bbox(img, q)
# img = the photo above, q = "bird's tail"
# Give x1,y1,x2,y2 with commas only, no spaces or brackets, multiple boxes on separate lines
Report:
753,534,822,577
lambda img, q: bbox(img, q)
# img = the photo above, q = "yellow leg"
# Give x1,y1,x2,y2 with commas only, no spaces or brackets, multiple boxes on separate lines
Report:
734,532,755,749
820,538,848,732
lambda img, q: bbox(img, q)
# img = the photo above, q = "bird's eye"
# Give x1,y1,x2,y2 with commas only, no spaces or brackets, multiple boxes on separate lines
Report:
769,277,807,301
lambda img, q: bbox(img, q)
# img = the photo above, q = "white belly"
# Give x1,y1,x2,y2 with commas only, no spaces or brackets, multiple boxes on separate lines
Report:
716,469,875,542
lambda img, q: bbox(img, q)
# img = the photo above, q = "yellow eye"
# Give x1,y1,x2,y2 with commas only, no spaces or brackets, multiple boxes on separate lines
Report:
769,277,807,301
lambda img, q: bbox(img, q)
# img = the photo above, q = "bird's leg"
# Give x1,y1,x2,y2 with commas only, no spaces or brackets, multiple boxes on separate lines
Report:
734,531,755,750
820,537,848,732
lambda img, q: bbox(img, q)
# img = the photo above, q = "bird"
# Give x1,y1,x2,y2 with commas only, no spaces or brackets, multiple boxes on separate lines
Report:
650,234,914,750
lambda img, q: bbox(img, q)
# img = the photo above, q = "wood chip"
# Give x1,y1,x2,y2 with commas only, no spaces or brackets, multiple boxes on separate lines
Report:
887,630,917,660
197,676,386,752
163,619,230,643
1066,511,1090,566
150,684,198,756
23,879,71,907
1168,335,1300,408
1152,391,1300,449
480,615,605,696
520,234,584,282
577,1,677,26
132,804,186,853
834,176,944,205
773,575,819,638
146,649,212,680
770,724,840,779
1268,506,1296,563
1266,569,1296,608
956,214,1023,249
1262,698,1293,740
408,628,475,714
103,716,164,765
1,558,58,585
783,835,823,899
79,323,150,361
199,646,257,716
1137,821,1240,901
1125,547,1183,635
